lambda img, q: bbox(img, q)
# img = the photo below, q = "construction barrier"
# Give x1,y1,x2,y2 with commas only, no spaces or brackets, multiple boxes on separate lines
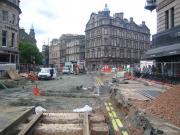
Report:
101,65,112,73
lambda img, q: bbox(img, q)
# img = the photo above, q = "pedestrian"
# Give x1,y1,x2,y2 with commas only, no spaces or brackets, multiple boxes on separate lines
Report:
50,67,54,78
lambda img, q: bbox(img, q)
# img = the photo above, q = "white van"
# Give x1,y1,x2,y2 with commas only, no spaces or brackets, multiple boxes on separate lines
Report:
38,68,57,80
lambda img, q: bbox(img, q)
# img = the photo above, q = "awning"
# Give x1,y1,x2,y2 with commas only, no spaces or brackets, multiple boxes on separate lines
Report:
143,43,180,59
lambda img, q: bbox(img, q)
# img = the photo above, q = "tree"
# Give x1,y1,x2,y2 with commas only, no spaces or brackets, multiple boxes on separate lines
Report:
19,42,43,65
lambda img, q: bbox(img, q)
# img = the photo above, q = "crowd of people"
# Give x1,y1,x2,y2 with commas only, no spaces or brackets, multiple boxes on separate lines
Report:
133,64,179,84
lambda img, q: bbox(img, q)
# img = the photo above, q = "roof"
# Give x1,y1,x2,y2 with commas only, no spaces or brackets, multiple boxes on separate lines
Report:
85,9,150,34
144,43,180,59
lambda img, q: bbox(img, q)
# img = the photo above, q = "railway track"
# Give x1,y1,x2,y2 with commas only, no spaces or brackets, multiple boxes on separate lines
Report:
0,107,109,135
138,90,156,100
0,107,41,135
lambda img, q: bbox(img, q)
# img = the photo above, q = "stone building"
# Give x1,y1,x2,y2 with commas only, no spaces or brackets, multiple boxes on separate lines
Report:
49,38,60,67
66,35,85,63
49,34,85,70
19,25,36,45
59,34,78,64
85,4,150,70
0,0,21,64
42,44,49,66
144,0,180,77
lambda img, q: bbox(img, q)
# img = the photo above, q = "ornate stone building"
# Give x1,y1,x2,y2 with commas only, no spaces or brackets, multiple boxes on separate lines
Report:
42,44,49,66
49,34,85,69
49,38,60,66
66,35,85,63
85,4,150,70
0,0,21,64
19,25,37,45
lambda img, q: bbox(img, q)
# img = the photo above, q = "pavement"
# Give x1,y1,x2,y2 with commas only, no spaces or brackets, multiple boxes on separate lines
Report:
114,79,165,102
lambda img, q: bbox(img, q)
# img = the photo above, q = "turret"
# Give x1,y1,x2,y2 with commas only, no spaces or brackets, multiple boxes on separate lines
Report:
144,0,156,11
29,24,35,39
102,4,110,16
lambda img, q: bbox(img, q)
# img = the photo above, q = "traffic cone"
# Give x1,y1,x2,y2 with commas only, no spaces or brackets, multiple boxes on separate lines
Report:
33,84,41,96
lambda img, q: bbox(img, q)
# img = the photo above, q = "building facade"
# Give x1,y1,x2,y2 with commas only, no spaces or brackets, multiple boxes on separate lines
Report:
85,4,150,70
49,39,60,66
59,34,79,64
66,35,85,63
49,34,86,69
19,25,36,45
0,0,21,64
144,0,180,77
42,44,49,66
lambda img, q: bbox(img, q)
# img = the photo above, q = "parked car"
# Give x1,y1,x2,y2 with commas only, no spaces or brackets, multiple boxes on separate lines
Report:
62,67,70,74
38,68,57,80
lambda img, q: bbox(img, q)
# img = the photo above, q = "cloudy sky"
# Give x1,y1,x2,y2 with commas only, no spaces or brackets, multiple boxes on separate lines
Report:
20,0,157,50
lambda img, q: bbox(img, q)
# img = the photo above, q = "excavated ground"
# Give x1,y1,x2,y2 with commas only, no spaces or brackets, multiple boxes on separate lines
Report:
1,72,180,135
0,74,103,132
98,72,180,135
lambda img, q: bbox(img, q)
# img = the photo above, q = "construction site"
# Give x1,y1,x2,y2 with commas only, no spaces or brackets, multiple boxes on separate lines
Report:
1,0,180,134
0,68,180,135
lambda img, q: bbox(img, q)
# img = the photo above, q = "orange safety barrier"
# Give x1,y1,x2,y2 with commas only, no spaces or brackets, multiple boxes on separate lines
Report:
28,72,38,81
127,75,134,80
101,66,112,73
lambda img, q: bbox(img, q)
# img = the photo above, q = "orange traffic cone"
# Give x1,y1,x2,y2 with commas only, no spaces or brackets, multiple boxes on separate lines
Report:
33,84,41,96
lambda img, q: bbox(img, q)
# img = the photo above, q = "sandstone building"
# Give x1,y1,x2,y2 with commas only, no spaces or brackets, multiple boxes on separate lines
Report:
42,44,49,66
66,35,85,63
49,38,60,67
85,4,150,70
0,0,21,64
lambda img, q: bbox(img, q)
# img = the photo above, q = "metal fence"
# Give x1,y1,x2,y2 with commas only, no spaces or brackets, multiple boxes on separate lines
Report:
133,61,180,84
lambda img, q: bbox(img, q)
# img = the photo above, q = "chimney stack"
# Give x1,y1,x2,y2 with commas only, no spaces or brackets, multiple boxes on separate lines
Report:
142,21,146,25
130,17,133,22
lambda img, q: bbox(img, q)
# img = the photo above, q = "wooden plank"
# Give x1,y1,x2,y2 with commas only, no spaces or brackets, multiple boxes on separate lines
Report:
83,112,90,135
7,69,20,80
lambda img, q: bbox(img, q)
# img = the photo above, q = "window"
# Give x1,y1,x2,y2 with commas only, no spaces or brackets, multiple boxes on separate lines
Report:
12,14,16,24
120,49,124,58
104,28,108,35
112,48,116,57
2,30,7,47
97,48,101,58
104,38,108,45
11,33,15,47
171,7,174,28
127,50,131,58
165,10,169,29
2,11,8,22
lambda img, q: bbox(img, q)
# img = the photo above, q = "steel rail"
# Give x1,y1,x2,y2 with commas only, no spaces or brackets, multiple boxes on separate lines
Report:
18,113,42,135
0,107,35,135
138,90,156,100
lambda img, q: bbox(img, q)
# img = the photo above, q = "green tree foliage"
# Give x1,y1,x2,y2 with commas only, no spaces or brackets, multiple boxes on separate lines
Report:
19,42,43,65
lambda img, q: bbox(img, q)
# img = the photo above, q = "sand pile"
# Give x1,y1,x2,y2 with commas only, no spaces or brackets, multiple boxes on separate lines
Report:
146,85,180,127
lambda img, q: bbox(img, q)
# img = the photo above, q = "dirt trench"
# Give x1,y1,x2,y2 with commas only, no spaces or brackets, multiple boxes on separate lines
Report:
111,88,180,135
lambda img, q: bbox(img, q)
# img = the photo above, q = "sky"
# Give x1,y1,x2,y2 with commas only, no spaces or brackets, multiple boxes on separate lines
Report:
20,0,157,51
